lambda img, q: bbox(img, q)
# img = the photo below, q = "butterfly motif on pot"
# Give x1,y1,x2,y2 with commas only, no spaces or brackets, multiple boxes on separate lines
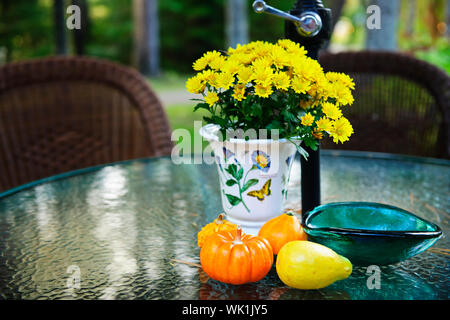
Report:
247,179,271,201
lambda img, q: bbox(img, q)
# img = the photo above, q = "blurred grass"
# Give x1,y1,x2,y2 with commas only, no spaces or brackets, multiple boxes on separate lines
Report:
165,103,209,152
148,72,189,92
415,41,450,74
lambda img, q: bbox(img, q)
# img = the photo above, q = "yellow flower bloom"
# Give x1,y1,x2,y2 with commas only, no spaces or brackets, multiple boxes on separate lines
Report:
237,67,254,84
203,50,222,63
216,72,235,90
232,84,246,101
326,72,355,90
232,52,256,65
277,39,307,56
332,84,354,106
293,57,323,82
254,83,273,98
315,117,333,132
222,59,241,75
270,45,288,69
299,99,311,110
206,72,221,89
272,71,291,91
253,42,273,57
301,112,315,126
330,117,354,144
193,50,223,71
322,102,342,120
186,75,205,94
252,57,272,71
204,91,219,106
312,129,323,139
197,69,214,82
193,56,208,71
291,76,311,94
253,66,273,86
209,55,227,70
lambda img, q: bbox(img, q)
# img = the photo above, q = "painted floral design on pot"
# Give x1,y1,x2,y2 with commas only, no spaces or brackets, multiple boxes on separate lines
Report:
217,157,259,213
252,150,271,172
200,124,299,235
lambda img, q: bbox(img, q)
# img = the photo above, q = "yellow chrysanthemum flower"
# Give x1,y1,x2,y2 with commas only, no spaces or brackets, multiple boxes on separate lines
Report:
237,67,254,84
206,72,221,89
217,72,235,90
291,76,311,94
277,39,307,56
253,66,273,86
209,55,227,70
332,84,354,106
204,91,219,106
330,117,354,144
222,59,241,75
315,117,333,132
293,57,323,82
197,69,214,82
270,45,288,69
322,102,342,120
299,99,312,110
301,112,315,126
232,84,246,101
252,57,273,71
272,71,291,91
193,56,208,71
326,72,355,90
312,129,323,139
193,50,227,71
231,52,256,65
203,50,222,63
186,75,205,94
253,42,273,57
254,83,273,98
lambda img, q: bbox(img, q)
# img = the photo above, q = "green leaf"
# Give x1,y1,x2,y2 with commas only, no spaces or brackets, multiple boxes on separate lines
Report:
225,194,241,206
242,179,258,192
237,167,244,180
296,144,310,160
193,103,210,112
225,164,239,180
225,179,238,186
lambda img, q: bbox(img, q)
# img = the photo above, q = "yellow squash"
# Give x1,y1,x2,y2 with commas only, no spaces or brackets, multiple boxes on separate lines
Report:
276,241,352,290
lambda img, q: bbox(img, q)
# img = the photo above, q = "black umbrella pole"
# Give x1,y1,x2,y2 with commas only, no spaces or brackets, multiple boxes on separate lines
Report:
284,0,332,217
300,146,320,217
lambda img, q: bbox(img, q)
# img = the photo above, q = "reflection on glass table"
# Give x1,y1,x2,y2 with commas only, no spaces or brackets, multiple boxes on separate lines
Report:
0,151,448,300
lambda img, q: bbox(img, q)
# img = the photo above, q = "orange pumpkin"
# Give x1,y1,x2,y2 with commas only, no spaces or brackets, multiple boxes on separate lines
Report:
197,213,237,248
258,211,307,254
200,226,273,285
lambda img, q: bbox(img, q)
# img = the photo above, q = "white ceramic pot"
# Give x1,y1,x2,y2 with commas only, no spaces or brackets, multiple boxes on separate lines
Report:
200,124,299,235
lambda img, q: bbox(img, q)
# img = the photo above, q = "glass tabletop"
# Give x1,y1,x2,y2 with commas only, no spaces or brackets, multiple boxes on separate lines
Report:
0,151,448,300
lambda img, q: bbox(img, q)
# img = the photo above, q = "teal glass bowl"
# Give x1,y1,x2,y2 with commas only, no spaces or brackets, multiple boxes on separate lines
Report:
302,202,443,266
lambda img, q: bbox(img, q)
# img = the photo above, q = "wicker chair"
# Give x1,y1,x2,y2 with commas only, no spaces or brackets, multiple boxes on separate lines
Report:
319,51,450,159
0,56,173,192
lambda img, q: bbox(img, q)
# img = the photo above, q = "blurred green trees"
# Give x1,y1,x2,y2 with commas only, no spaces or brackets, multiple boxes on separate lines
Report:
0,0,448,73
0,0,53,61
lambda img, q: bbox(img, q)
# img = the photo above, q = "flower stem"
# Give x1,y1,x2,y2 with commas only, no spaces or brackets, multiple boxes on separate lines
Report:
237,181,250,213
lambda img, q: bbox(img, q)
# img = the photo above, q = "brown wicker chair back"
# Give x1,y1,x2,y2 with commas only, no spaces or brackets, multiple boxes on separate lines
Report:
319,51,450,159
0,56,172,192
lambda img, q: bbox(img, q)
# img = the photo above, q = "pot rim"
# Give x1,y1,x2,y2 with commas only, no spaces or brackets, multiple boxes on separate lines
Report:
199,124,302,145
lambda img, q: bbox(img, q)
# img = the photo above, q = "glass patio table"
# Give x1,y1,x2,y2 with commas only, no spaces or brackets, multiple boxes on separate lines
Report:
0,150,448,300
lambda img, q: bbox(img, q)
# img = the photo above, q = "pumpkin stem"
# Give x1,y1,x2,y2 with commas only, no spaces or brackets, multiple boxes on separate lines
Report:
233,225,243,244
216,213,225,224
285,211,294,216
